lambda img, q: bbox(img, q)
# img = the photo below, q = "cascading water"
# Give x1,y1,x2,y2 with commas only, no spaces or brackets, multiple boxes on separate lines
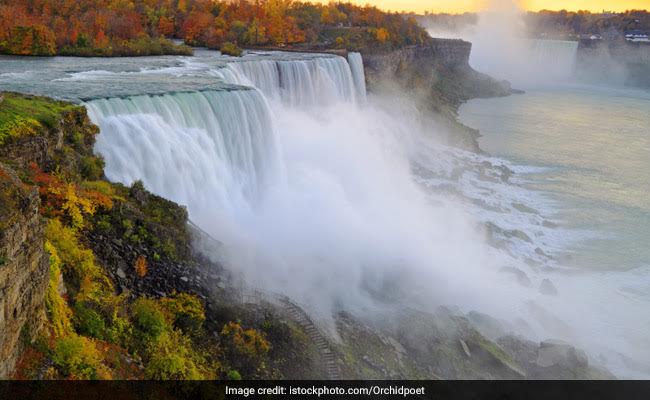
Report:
530,39,578,81
211,55,358,107
86,89,282,218
348,52,368,103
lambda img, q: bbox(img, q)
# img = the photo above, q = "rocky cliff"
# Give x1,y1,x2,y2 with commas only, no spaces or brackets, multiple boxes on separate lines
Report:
360,39,512,151
577,41,650,88
0,95,98,377
0,164,48,377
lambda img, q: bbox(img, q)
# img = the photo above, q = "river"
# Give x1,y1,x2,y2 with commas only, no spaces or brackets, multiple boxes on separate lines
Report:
460,84,650,378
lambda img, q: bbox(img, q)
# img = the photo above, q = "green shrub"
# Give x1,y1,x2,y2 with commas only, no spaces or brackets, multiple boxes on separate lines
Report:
73,303,106,339
144,330,205,380
80,156,105,180
160,292,205,333
132,298,167,339
220,42,243,57
51,335,102,379
227,370,242,380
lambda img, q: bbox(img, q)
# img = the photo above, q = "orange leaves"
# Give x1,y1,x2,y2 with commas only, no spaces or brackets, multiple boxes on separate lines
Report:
134,256,147,278
375,27,390,44
221,321,271,359
29,163,113,229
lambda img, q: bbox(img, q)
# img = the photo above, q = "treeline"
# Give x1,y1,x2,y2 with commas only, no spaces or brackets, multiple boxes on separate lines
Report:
524,9,650,38
0,0,431,57
415,9,650,39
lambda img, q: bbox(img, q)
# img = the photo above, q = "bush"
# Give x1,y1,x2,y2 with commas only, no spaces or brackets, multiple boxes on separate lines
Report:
51,335,104,379
227,370,242,380
45,219,113,302
220,42,243,57
144,330,205,380
44,241,73,337
73,303,106,339
80,156,105,180
160,292,205,333
134,256,147,278
132,298,167,339
220,322,270,377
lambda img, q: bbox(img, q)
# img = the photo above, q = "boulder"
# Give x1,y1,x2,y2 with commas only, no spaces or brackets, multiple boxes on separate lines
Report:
535,339,588,369
539,279,558,296
500,266,532,287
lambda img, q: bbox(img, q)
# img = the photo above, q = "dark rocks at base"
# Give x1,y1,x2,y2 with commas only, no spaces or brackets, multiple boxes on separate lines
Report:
539,279,559,296
500,266,532,287
87,229,225,303
497,335,613,379
536,339,588,369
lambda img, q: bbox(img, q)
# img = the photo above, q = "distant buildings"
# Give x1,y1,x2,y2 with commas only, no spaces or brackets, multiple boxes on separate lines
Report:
625,30,650,43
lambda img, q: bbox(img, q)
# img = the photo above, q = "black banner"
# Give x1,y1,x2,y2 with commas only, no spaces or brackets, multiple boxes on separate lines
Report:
0,380,649,400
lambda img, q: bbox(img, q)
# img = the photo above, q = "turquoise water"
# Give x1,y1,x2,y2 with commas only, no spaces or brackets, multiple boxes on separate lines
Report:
460,85,650,272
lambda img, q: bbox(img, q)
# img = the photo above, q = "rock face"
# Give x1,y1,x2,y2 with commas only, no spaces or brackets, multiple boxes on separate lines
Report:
577,40,650,89
0,164,49,377
359,39,511,152
362,39,472,79
0,94,99,378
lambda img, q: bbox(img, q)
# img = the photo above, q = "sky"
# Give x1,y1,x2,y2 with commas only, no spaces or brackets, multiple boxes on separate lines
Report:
350,0,650,13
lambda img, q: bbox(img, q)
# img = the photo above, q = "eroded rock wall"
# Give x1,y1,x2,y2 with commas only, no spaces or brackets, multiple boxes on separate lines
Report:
0,164,48,377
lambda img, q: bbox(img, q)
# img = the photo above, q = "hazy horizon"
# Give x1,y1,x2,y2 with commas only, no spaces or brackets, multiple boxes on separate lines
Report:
345,0,648,14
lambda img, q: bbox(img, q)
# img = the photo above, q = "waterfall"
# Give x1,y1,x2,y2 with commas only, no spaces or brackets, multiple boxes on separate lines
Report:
86,53,366,223
212,55,359,107
86,89,282,217
530,39,579,81
348,52,367,103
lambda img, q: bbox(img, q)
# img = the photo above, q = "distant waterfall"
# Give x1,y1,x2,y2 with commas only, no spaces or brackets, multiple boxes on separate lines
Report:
348,52,367,103
530,39,579,81
86,89,281,215
212,55,359,107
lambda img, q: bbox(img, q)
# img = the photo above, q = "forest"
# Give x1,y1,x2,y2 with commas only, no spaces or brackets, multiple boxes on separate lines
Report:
0,0,431,56
415,9,650,40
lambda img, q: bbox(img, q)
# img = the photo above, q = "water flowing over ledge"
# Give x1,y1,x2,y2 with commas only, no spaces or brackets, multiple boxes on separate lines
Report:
86,89,281,211
211,54,363,107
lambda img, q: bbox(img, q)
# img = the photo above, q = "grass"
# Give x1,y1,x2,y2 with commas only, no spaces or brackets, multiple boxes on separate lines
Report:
0,92,79,145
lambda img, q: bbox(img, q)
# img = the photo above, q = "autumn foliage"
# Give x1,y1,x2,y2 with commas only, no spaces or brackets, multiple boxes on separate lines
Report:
134,256,148,278
0,0,430,56
29,163,112,230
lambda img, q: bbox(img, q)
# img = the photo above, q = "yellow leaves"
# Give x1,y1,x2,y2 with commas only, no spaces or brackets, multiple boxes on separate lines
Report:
375,27,390,43
221,321,271,358
45,219,114,303
49,182,96,230
32,166,114,230
0,116,41,145
44,241,74,338
159,292,205,331
51,335,111,380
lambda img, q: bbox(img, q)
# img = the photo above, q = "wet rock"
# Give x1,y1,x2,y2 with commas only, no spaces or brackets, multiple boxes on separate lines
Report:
116,267,126,279
542,220,558,229
512,202,537,214
526,302,571,338
500,266,532,287
497,335,538,365
467,311,507,341
459,339,471,358
539,279,558,296
536,339,588,370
